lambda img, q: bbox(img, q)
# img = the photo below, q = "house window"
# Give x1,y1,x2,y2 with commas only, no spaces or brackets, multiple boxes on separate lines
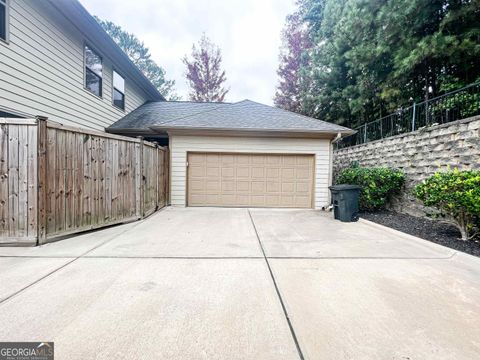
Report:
112,71,125,110
0,0,8,42
84,45,102,97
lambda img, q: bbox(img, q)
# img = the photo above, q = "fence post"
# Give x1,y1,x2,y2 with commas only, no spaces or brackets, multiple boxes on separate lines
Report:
165,147,170,206
363,124,367,143
153,142,159,210
137,136,144,218
425,99,429,126
412,102,416,131
36,117,48,244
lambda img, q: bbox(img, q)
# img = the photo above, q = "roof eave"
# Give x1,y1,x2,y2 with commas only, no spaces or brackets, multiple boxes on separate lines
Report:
106,127,165,137
150,126,355,139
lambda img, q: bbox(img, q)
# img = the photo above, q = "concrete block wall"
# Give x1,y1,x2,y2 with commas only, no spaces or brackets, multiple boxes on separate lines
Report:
333,116,480,216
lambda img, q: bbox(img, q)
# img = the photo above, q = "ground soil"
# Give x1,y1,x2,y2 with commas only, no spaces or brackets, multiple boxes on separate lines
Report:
361,211,480,258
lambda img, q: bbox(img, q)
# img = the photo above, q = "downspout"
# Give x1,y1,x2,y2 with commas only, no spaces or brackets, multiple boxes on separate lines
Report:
326,132,342,209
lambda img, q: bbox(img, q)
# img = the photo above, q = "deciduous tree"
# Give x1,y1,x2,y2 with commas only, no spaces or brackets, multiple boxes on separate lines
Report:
183,34,229,102
274,12,312,113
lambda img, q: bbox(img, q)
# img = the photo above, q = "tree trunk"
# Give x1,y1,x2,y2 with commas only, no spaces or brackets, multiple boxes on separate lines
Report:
457,212,469,241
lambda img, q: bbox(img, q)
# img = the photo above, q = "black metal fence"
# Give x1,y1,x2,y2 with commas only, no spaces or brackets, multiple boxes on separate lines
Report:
336,82,480,149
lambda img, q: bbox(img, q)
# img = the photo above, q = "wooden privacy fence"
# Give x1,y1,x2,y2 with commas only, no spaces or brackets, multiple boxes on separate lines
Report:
0,118,169,246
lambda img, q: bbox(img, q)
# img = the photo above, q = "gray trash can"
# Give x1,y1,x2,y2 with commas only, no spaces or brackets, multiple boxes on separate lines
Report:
329,185,362,222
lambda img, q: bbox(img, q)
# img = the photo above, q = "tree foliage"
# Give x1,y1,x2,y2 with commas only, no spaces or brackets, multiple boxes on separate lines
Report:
183,34,229,102
95,17,179,100
274,12,312,113
414,169,480,241
276,0,480,128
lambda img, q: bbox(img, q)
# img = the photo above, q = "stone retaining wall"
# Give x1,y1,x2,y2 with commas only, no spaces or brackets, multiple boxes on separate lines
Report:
333,116,480,216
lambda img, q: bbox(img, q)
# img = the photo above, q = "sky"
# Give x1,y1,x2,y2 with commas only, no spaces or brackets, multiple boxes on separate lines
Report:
80,0,297,104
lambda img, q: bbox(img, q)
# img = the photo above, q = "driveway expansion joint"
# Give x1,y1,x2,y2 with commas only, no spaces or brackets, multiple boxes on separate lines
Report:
247,209,305,360
0,218,146,305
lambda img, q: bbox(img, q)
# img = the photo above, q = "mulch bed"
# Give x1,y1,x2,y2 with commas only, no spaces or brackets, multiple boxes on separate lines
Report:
360,210,480,258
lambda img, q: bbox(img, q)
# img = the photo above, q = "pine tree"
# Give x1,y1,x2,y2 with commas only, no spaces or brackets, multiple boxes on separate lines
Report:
95,17,179,100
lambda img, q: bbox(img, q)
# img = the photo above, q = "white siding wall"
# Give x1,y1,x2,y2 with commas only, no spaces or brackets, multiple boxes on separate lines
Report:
0,0,150,130
170,135,333,209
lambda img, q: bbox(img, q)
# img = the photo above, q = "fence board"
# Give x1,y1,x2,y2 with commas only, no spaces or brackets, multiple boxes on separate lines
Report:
27,125,37,237
8,125,19,237
0,125,8,237
0,119,168,245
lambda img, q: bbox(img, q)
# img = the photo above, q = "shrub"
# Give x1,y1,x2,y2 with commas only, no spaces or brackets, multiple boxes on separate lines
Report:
414,169,480,241
336,166,405,211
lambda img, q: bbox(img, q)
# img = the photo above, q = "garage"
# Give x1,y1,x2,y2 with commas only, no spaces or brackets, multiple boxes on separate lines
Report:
187,152,314,208
108,99,354,209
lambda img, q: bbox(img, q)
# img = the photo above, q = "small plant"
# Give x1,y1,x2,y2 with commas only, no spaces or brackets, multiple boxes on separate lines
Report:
414,169,480,241
336,166,405,211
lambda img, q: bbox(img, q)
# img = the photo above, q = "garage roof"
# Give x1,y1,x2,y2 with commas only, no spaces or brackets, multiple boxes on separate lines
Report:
107,99,354,136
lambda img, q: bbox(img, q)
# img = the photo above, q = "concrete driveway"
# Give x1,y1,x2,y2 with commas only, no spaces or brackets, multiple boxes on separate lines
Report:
0,208,479,359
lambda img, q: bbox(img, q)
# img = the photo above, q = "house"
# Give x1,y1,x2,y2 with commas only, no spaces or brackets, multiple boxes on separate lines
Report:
108,100,353,209
0,0,353,212
0,0,163,130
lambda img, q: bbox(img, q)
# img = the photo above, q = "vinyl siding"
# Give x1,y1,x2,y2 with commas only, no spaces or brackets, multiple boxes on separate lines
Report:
0,0,150,131
170,135,333,209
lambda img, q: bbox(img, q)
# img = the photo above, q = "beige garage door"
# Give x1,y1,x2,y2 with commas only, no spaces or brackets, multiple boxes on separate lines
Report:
187,152,314,208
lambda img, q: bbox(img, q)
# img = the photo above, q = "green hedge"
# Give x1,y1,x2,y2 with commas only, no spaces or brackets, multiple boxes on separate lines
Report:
414,169,480,241
336,166,405,211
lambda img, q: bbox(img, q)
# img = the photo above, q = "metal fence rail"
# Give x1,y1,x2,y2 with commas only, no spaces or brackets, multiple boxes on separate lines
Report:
336,82,480,148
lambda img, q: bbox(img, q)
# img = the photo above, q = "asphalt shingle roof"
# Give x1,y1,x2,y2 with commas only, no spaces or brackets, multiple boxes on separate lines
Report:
108,101,231,130
108,99,353,134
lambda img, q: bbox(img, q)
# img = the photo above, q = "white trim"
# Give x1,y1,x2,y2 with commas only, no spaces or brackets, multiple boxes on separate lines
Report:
0,0,10,44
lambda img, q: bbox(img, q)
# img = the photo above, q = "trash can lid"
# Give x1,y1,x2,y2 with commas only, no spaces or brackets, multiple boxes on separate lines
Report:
329,184,362,190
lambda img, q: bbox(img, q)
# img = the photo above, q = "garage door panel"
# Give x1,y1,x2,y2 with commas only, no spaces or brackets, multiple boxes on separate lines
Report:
251,167,265,178
266,155,281,165
295,156,311,165
221,154,235,164
252,156,265,165
236,181,250,192
280,195,295,207
281,168,295,179
251,195,266,206
295,196,311,208
206,154,220,164
296,182,310,193
251,181,265,193
235,195,250,205
190,166,206,177
281,182,295,192
222,181,235,192
206,180,220,192
265,195,281,206
222,167,235,177
236,155,250,164
189,153,206,164
266,168,280,178
190,179,205,191
236,167,250,178
187,153,314,208
266,181,280,193
189,194,206,205
206,167,220,177
283,156,296,165
296,168,311,179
